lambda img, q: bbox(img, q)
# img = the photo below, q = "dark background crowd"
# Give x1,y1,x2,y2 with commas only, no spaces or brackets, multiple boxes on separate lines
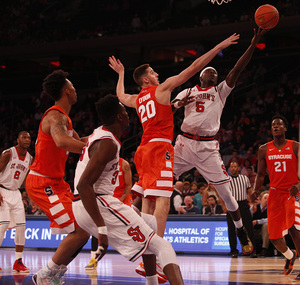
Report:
0,0,299,214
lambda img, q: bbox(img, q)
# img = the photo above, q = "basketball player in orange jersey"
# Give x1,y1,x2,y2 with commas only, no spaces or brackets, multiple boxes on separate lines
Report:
85,157,133,271
109,33,240,282
0,131,32,273
25,70,90,284
251,115,300,280
114,158,133,206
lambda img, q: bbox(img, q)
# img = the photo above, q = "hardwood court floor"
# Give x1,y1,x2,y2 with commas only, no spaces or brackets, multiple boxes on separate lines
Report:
0,248,299,284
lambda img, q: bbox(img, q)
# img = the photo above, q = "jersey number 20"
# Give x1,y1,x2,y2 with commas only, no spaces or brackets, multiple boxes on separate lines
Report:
138,100,156,123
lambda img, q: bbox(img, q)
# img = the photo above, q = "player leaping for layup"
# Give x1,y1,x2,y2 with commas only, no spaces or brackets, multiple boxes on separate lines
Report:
172,28,267,255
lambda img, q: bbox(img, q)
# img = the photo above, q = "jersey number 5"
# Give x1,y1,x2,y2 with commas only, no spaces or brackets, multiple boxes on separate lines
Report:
138,100,156,123
196,101,205,112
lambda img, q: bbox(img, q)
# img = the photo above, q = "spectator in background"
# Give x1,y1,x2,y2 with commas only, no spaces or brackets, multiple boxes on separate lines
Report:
169,181,184,214
202,184,219,207
251,191,269,256
226,149,244,170
194,182,207,214
240,159,252,176
182,181,191,197
247,166,257,187
203,195,223,215
189,182,198,197
178,196,200,215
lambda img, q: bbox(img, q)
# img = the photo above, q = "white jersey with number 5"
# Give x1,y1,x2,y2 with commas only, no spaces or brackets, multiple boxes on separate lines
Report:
0,147,32,191
174,80,233,136
74,126,120,196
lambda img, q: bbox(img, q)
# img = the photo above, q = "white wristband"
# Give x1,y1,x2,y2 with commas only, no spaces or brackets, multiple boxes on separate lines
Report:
173,101,181,109
97,226,107,235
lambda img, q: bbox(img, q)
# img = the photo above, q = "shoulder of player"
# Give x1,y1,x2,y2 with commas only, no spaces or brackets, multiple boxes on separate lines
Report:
0,149,11,160
292,140,299,156
89,138,118,160
258,143,268,157
47,109,68,124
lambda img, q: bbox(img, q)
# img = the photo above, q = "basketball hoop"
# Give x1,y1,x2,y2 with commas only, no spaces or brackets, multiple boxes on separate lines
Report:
208,0,232,5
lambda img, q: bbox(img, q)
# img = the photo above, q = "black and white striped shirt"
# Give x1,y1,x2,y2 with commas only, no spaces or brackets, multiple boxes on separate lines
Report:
229,174,251,201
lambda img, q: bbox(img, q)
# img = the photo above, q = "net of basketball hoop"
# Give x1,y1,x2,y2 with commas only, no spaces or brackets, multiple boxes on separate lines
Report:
208,0,232,5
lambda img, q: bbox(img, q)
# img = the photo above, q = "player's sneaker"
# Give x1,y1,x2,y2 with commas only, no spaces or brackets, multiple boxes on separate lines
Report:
135,262,167,284
85,258,98,271
294,272,300,281
236,227,253,255
32,268,60,285
54,266,67,285
13,259,30,273
284,249,297,275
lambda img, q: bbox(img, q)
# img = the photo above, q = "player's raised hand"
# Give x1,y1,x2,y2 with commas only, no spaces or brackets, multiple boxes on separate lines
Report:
109,56,124,74
218,33,240,50
251,27,268,46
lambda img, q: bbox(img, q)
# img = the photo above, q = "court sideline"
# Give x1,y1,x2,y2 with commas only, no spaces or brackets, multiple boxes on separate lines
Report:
1,248,300,284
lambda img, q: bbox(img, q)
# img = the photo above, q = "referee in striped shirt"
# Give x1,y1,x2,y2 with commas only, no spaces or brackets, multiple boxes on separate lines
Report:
227,161,255,258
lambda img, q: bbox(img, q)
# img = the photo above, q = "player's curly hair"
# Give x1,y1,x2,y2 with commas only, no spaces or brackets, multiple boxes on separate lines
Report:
133,64,150,86
95,94,122,125
272,114,288,129
42,70,69,101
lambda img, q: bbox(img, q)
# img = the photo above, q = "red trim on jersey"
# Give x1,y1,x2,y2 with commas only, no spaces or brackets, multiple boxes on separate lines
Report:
196,85,214,91
102,127,121,145
14,146,26,161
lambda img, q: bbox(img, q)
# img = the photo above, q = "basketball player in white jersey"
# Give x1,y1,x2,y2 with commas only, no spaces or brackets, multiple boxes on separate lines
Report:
172,27,266,255
0,131,32,272
72,95,184,285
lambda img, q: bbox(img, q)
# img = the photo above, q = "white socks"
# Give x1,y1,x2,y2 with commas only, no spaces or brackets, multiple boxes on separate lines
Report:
146,275,159,285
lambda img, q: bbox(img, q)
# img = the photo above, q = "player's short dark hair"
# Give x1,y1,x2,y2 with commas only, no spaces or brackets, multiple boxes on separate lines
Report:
272,114,288,129
42,70,69,101
133,64,150,86
95,94,122,125
207,195,217,201
18,131,30,138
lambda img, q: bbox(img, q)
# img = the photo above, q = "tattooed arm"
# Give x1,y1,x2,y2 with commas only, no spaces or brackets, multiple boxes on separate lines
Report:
42,110,85,154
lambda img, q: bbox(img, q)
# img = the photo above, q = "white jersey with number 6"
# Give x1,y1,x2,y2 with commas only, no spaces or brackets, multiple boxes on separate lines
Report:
0,146,32,191
74,126,120,196
174,80,233,137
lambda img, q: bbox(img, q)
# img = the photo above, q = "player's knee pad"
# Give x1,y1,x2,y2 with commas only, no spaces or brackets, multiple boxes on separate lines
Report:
214,184,238,212
147,234,178,269
141,213,157,233
15,225,26,246
0,223,9,245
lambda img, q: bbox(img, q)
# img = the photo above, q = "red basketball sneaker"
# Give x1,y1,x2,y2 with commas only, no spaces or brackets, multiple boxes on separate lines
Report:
13,259,30,273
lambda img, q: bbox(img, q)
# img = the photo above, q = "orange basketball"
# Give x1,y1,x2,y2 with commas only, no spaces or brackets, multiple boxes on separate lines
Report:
255,4,279,29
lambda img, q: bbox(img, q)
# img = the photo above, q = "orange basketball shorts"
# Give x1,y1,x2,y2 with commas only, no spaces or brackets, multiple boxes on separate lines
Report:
132,141,174,199
268,188,300,239
26,174,78,234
